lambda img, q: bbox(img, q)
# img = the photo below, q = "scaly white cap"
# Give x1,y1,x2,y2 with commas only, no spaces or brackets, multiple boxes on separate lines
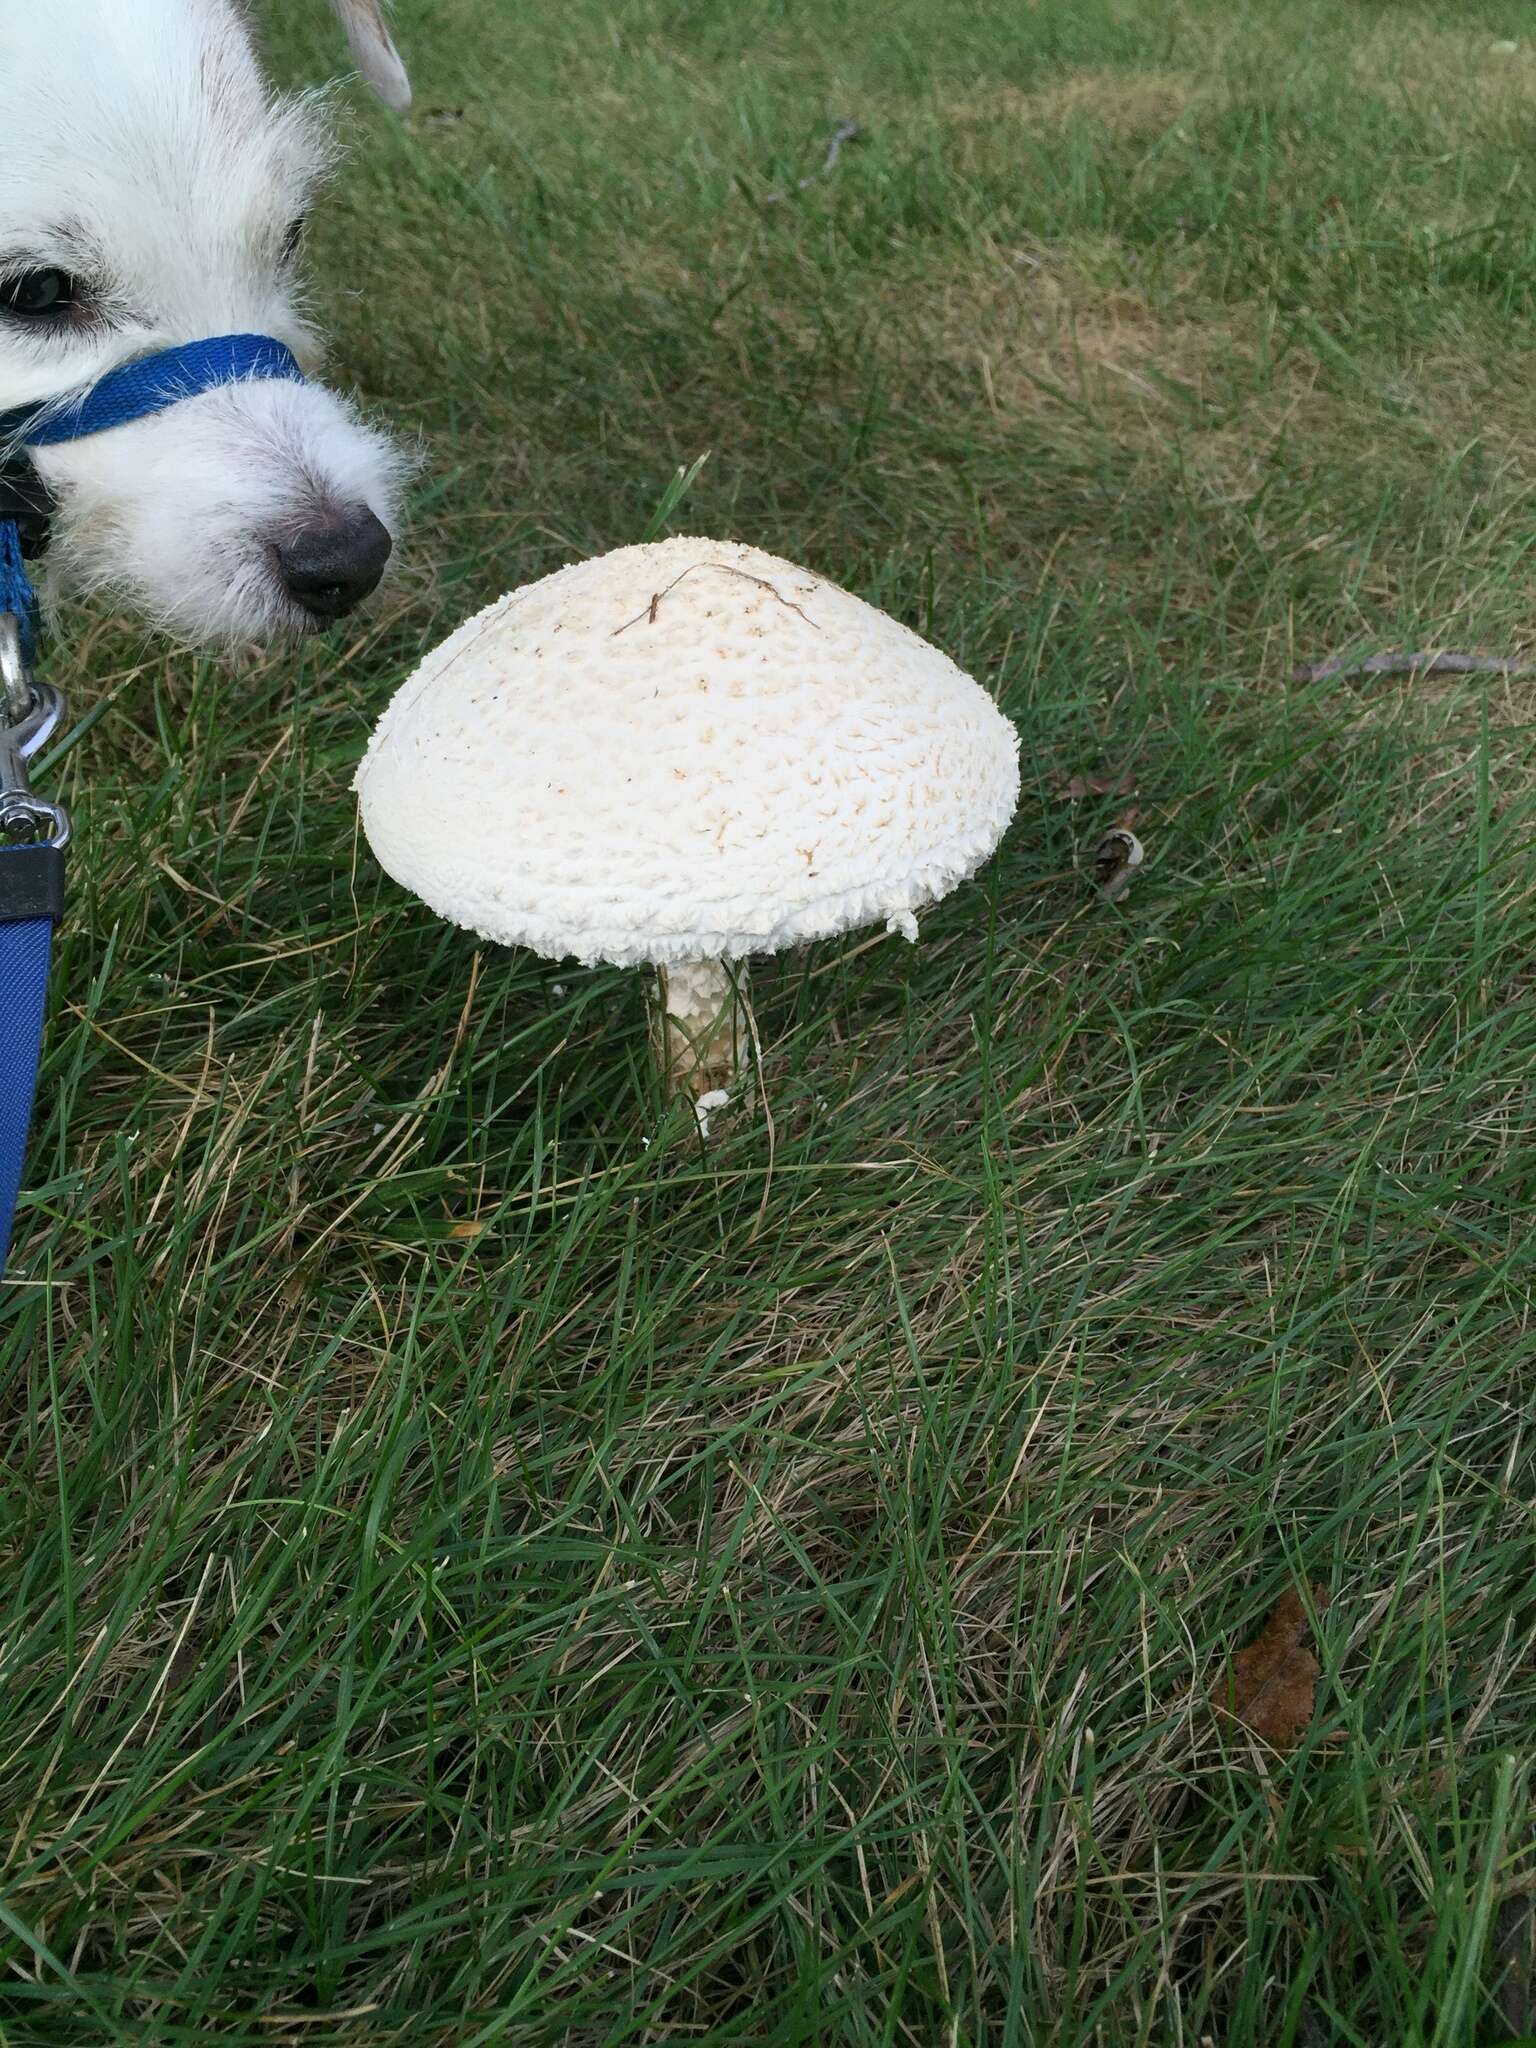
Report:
355,537,1020,969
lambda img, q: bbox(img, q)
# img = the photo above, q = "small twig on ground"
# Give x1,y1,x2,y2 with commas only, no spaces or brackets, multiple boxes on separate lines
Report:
763,119,860,204
1291,648,1536,684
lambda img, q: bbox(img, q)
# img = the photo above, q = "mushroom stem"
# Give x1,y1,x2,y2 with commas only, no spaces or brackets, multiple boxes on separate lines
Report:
653,958,746,1100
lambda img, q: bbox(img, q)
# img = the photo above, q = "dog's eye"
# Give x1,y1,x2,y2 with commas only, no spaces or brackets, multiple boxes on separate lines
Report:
0,269,77,318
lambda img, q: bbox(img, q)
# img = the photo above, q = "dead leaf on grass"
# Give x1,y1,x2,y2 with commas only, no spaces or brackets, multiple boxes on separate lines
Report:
1059,768,1138,801
1212,1585,1329,1750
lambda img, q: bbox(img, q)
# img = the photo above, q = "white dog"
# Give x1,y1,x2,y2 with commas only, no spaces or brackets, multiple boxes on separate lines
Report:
0,0,411,645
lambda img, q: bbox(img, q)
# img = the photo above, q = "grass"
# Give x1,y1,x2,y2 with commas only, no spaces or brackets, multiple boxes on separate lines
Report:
3,0,1536,2038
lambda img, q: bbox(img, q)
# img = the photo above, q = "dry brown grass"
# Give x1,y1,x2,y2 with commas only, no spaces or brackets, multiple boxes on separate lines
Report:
941,69,1210,170
1349,18,1536,109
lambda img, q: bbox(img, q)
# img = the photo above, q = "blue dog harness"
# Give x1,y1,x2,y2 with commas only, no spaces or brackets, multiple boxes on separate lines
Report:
0,333,307,1267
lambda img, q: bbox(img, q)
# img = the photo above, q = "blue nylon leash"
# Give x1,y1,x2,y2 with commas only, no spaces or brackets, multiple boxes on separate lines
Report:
0,881,56,1260
0,620,67,1274
0,331,308,1271
0,333,305,447
0,517,38,666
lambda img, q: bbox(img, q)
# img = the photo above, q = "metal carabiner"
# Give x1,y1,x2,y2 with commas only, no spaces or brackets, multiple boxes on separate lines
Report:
1,605,29,727
0,612,71,850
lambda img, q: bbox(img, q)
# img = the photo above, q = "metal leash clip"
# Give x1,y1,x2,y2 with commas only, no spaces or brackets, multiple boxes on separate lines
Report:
0,610,70,850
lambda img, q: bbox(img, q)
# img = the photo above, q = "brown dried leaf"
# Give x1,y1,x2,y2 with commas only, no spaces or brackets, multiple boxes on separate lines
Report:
1211,1585,1329,1750
1059,768,1138,801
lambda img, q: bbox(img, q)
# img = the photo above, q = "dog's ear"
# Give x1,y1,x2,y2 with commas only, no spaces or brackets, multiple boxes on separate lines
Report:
328,0,412,113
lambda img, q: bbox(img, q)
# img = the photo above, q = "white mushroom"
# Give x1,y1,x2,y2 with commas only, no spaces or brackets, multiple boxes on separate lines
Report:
355,537,1020,1105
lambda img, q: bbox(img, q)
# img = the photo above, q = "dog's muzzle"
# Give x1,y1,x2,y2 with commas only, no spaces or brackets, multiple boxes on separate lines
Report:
0,332,394,633
0,332,311,585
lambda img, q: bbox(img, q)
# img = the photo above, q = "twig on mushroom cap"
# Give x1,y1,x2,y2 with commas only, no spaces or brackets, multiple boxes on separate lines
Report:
611,563,821,638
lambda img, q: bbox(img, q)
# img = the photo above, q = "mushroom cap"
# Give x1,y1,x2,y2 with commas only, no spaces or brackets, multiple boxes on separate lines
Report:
355,537,1021,968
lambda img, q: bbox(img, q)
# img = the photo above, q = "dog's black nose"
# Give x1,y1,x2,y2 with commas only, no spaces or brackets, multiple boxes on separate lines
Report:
275,506,392,622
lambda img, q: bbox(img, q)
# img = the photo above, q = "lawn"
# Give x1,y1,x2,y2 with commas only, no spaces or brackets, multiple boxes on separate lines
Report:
3,0,1535,2038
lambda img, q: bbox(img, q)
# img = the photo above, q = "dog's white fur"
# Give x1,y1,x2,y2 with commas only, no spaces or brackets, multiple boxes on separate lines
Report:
0,0,409,643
